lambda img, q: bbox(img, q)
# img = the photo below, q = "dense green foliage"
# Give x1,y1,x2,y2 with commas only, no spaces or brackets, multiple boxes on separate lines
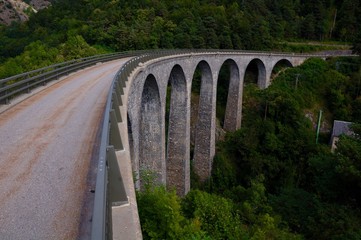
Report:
1,0,360,78
137,186,208,239
352,29,361,55
137,58,361,239
0,35,103,79
138,181,302,239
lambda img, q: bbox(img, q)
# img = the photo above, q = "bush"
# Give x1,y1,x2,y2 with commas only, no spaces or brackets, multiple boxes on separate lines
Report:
136,186,207,239
182,189,247,240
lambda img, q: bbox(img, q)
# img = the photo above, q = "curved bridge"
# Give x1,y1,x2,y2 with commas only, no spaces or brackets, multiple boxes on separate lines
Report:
128,52,307,196
0,50,352,239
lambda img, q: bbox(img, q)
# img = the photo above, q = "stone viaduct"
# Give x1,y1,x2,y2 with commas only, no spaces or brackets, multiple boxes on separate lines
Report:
125,52,309,196
1,50,353,239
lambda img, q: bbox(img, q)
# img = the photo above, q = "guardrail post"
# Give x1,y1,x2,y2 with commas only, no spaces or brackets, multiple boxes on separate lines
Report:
116,88,123,107
120,73,126,88
107,145,128,205
0,90,10,105
118,81,124,95
42,75,47,86
109,109,123,150
27,82,31,94
5,91,9,104
115,81,124,96
112,91,122,121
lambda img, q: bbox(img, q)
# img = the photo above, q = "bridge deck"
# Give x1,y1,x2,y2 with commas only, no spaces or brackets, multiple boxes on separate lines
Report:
0,59,128,239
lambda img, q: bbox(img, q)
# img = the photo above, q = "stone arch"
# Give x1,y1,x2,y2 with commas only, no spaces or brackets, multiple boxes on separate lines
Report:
245,58,266,88
217,59,242,132
192,60,215,182
166,65,189,195
139,74,164,186
270,59,293,81
273,59,293,69
216,60,231,128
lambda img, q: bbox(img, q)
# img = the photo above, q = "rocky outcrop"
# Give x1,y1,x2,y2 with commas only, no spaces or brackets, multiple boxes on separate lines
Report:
29,0,51,10
0,0,51,25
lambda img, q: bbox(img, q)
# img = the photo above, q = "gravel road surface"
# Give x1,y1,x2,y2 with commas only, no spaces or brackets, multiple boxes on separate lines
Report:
0,59,128,239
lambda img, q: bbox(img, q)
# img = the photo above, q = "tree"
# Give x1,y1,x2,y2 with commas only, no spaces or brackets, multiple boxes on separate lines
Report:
333,124,361,204
59,35,98,59
352,29,361,55
271,187,361,239
336,0,360,41
182,190,246,239
136,186,207,239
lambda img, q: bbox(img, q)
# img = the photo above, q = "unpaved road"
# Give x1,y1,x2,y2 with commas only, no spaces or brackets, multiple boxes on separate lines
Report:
0,59,128,239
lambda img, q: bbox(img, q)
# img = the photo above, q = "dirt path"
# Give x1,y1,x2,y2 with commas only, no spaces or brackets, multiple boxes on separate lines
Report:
0,59,128,239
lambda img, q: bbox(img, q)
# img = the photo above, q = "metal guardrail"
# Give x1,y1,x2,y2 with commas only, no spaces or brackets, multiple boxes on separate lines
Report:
0,52,144,104
90,54,143,240
0,49,356,240
90,50,185,240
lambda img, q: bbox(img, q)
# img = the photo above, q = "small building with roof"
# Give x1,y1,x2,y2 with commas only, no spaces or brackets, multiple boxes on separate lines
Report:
331,120,353,151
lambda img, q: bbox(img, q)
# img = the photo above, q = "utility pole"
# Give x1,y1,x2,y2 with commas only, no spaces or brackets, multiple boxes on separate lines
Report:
295,73,300,90
329,9,337,39
264,100,268,121
316,110,323,144
357,67,361,97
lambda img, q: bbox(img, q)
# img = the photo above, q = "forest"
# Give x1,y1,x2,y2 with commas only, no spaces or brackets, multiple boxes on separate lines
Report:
1,0,361,239
1,0,361,78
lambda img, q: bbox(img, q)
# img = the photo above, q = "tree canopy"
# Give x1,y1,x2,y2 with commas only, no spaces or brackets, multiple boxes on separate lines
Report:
1,0,360,78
